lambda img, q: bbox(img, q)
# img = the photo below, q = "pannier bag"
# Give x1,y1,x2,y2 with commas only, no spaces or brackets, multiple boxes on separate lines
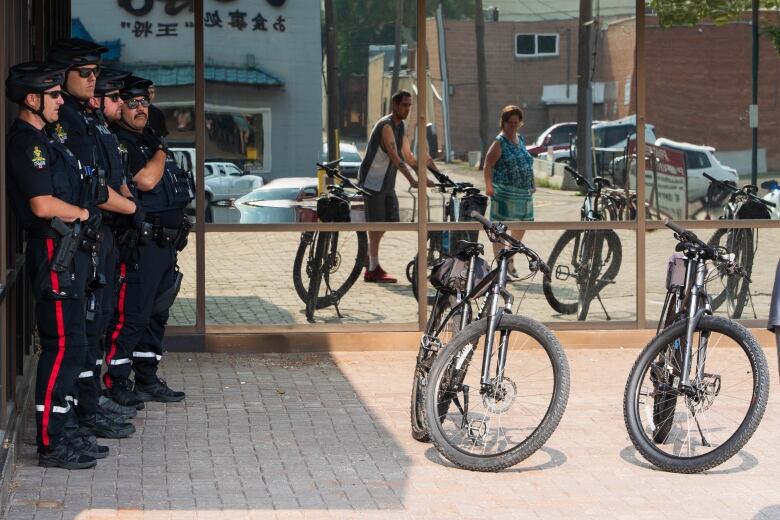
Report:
665,252,687,290
316,195,351,223
429,255,489,294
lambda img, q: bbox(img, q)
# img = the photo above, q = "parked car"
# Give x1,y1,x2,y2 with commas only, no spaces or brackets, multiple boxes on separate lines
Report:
526,122,578,157
539,115,657,168
654,138,739,202
235,177,320,223
203,161,264,203
320,141,362,178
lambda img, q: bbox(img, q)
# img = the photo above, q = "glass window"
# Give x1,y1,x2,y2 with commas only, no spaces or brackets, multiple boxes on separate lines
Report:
516,34,535,55
515,34,558,57
537,35,558,55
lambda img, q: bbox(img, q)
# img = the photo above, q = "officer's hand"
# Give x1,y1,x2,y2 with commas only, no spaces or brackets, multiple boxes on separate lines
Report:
86,207,102,230
130,201,146,230
426,178,436,188
79,208,90,222
409,178,418,189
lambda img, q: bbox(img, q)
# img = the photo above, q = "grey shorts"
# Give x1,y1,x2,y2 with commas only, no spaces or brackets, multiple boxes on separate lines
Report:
769,259,780,331
364,191,400,222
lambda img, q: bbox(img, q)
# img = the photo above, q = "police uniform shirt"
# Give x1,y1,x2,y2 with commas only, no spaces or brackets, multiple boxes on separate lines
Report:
111,123,183,227
88,110,125,192
48,92,98,169
6,120,58,230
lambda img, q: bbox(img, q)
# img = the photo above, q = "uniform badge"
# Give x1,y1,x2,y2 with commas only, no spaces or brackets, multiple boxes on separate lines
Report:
31,146,47,169
53,123,68,143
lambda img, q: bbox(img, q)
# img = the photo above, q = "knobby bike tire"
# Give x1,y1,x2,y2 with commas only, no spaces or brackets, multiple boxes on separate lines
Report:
707,228,753,319
304,232,329,322
623,315,769,473
293,231,368,309
650,292,682,443
543,229,622,316
411,295,461,442
423,314,570,472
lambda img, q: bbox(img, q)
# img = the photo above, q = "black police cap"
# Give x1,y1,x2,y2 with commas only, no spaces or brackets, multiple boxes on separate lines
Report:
94,68,131,95
48,38,108,67
119,75,153,100
5,62,67,103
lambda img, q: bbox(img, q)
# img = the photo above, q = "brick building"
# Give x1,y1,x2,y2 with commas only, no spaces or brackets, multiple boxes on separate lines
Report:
645,15,780,174
425,5,636,159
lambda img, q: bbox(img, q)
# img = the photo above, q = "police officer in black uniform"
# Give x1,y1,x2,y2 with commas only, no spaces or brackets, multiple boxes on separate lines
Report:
86,68,148,421
5,62,107,469
46,38,140,438
104,75,193,404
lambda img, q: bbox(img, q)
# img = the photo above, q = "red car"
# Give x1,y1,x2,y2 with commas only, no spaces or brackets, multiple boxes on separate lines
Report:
526,122,578,157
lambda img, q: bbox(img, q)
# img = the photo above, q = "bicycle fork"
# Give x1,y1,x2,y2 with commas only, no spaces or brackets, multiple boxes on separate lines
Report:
480,257,514,389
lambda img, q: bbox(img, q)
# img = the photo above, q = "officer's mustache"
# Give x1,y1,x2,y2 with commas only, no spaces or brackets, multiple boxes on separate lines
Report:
134,112,148,120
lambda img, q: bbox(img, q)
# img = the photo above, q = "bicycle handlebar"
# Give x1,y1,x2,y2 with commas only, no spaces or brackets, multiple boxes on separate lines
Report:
316,161,370,196
703,172,776,208
470,211,550,274
663,218,751,281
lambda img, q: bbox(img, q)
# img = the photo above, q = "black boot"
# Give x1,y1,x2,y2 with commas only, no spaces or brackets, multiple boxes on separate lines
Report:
134,378,185,403
98,395,138,418
65,430,109,459
39,439,97,470
79,410,136,439
109,379,145,409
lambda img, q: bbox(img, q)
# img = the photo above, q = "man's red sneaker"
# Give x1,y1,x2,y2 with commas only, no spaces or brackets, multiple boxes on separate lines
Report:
364,265,398,283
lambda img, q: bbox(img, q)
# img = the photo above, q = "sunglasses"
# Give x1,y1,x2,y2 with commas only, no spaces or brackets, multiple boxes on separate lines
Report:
102,93,122,102
42,90,63,99
126,98,150,109
74,67,100,79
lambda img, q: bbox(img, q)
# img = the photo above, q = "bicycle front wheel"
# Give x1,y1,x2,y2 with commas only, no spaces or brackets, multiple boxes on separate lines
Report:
707,228,753,319
293,231,368,309
424,314,570,471
623,315,769,473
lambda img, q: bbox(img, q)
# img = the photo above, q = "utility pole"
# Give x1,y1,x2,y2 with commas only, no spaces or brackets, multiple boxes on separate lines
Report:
751,0,759,185
324,0,340,162
475,0,490,168
576,0,594,180
391,0,404,96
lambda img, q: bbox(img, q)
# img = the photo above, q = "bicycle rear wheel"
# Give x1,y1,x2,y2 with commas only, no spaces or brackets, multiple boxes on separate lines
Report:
304,232,329,322
623,315,769,473
707,228,753,319
411,294,462,442
293,231,368,309
424,314,570,471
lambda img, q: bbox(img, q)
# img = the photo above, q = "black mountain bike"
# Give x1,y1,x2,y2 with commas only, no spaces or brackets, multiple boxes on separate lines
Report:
703,172,774,319
406,169,487,301
422,212,570,472
543,165,622,320
292,161,369,322
623,219,769,473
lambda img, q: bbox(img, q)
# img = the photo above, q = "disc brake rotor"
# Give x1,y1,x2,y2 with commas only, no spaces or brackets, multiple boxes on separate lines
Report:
482,376,518,414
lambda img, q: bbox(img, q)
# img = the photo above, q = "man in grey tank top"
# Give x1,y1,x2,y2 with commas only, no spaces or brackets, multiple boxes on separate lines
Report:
359,89,437,283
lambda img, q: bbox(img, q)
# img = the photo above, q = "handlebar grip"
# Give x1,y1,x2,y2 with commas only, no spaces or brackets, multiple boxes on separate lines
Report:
758,197,776,208
563,164,578,177
663,218,687,236
702,172,717,183
470,211,492,227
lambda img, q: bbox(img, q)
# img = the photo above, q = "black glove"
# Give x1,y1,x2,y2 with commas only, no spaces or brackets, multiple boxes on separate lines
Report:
130,200,146,230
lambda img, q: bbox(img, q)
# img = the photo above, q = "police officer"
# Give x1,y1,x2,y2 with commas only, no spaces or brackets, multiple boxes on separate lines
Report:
5,62,107,469
104,75,193,404
46,38,139,438
85,68,148,420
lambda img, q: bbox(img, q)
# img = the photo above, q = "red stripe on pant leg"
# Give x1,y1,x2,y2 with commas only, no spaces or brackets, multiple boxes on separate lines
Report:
104,262,128,389
41,238,66,448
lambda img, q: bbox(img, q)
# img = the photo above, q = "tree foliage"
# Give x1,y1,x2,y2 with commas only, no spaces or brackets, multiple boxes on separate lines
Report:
331,0,475,77
649,0,780,27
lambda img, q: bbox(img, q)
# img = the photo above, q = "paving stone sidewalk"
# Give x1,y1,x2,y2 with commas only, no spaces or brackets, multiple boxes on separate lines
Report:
5,346,780,519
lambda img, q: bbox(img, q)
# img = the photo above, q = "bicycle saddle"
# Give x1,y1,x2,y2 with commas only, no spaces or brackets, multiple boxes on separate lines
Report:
455,240,484,258
594,176,611,188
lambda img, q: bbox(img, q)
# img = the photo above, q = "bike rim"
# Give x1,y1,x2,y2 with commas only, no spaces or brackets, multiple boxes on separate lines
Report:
632,326,759,461
431,324,558,458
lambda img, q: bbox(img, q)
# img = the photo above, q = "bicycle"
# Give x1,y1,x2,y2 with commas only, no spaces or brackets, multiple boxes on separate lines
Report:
422,211,570,472
623,219,769,473
543,165,623,320
703,172,775,319
292,160,369,322
405,168,487,301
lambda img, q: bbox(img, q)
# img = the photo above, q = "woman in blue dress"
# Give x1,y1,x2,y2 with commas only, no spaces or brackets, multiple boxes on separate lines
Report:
483,105,535,276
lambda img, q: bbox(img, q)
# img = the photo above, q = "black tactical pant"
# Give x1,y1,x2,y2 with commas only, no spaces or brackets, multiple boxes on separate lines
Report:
104,238,178,388
27,238,90,451
77,225,118,417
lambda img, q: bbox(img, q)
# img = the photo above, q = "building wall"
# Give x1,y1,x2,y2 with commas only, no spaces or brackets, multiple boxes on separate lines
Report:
73,0,322,179
645,16,780,173
597,17,636,121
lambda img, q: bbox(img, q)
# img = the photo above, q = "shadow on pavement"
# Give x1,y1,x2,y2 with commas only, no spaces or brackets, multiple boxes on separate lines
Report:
423,445,567,474
619,445,759,474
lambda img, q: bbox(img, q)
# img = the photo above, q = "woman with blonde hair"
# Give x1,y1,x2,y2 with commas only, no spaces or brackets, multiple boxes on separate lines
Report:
483,105,536,276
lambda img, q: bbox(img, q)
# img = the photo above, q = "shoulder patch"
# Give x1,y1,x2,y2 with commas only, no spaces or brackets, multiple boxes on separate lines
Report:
118,143,127,154
30,146,47,169
53,123,68,143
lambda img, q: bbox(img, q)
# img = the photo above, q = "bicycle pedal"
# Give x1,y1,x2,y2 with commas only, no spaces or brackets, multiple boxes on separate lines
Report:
421,335,442,352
